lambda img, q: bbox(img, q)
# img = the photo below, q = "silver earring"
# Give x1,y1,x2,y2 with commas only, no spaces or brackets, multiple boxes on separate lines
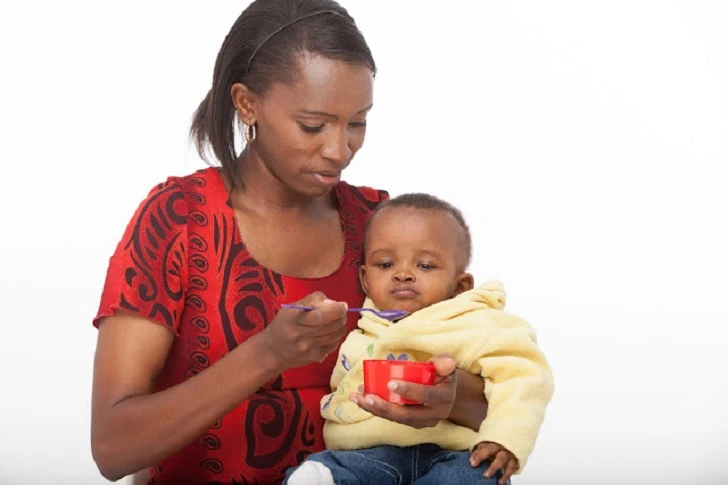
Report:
245,123,256,143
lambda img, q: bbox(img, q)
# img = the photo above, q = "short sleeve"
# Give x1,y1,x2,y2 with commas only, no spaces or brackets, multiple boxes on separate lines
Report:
93,180,188,335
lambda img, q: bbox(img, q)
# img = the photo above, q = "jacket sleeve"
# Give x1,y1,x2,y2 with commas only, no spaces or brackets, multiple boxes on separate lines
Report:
465,318,554,473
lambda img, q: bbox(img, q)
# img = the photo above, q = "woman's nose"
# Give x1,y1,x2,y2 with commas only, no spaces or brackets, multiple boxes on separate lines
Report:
321,127,352,165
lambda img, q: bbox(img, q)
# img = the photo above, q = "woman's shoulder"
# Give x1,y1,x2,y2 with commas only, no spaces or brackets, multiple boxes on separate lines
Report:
336,180,389,211
166,167,223,198
140,167,225,213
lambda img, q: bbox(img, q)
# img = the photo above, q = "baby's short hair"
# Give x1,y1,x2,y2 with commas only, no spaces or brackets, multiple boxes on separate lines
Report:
368,193,472,269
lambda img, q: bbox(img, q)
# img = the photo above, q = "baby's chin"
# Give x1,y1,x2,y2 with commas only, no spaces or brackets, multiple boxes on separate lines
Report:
376,299,424,316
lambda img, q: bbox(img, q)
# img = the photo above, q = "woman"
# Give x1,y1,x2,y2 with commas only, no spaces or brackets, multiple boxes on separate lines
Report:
91,1,488,483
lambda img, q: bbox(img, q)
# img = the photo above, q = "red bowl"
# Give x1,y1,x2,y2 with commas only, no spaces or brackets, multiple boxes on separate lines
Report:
363,360,436,405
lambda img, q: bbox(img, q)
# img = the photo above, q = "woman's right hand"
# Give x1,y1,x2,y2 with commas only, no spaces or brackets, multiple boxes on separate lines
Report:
260,292,349,370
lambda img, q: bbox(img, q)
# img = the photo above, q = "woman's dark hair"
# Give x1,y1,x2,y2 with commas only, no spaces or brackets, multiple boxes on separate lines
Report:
190,0,376,187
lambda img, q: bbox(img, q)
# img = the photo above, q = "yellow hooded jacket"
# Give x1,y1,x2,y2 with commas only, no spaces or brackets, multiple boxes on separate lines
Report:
321,281,554,473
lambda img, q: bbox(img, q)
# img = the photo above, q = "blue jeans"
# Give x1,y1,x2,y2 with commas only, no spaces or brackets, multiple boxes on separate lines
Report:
284,444,508,484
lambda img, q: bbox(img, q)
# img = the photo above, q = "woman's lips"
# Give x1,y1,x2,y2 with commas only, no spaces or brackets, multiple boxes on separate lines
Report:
311,172,341,187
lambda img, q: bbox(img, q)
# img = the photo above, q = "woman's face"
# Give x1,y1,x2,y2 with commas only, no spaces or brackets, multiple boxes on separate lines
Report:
244,53,374,197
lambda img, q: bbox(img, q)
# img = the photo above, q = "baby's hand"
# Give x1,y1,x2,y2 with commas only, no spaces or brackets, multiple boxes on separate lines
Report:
470,441,518,485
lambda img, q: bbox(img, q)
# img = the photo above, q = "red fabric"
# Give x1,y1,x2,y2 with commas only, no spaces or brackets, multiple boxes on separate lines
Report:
94,168,388,484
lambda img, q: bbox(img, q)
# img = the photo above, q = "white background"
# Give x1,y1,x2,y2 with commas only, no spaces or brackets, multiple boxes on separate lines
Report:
1,1,727,484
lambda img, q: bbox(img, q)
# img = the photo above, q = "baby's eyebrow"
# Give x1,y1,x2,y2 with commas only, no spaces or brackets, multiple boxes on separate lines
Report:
417,250,443,259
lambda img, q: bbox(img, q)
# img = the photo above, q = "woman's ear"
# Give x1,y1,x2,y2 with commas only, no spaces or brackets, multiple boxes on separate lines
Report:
453,273,475,296
231,83,257,125
359,265,370,296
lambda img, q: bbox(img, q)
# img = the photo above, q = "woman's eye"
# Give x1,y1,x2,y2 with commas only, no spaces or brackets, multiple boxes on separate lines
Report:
299,123,324,134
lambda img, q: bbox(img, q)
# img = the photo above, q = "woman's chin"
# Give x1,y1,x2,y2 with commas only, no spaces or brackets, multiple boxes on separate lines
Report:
290,177,337,198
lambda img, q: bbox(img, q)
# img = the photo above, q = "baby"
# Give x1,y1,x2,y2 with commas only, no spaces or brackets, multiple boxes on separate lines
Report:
286,193,554,485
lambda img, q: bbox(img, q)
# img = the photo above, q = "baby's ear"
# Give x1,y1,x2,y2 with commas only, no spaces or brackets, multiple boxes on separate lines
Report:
454,273,475,296
359,264,370,296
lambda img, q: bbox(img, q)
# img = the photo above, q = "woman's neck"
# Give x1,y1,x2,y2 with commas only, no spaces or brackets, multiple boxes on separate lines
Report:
229,149,331,219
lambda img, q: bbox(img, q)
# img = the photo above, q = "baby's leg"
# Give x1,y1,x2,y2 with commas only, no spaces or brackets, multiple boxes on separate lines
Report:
413,444,508,485
285,459,335,485
285,446,413,485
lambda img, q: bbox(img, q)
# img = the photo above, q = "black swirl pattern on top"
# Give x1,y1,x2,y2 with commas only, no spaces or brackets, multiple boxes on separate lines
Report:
94,167,388,484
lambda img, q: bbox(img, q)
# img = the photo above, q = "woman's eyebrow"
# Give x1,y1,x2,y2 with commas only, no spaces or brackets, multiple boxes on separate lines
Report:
298,109,336,118
297,104,373,118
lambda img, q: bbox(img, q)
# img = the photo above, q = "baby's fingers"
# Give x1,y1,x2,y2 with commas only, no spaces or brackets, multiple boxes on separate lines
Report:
470,443,498,467
499,458,519,485
484,450,509,479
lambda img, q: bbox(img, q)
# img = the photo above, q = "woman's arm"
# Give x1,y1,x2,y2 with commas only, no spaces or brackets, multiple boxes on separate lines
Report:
449,368,488,431
92,296,347,481
351,355,487,432
91,312,282,481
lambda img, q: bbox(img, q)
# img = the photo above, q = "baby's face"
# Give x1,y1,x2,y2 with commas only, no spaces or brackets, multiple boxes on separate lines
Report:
360,207,471,314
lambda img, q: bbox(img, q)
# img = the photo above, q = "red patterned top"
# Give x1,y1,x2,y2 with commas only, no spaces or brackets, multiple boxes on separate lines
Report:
94,167,388,484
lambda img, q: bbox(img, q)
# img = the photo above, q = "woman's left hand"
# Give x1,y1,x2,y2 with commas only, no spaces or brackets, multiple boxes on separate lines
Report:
350,354,457,429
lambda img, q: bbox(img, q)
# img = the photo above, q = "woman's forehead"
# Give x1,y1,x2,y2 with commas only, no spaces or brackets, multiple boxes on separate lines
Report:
264,53,374,117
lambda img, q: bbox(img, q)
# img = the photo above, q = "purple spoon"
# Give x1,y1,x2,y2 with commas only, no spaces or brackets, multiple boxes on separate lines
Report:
280,303,408,321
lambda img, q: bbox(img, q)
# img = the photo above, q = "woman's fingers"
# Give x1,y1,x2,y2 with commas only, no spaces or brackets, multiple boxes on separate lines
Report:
295,301,347,328
427,354,457,383
386,376,454,410
352,393,439,429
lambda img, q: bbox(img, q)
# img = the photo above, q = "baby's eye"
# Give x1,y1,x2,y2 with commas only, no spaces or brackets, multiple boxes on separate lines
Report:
418,263,436,271
376,262,394,269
